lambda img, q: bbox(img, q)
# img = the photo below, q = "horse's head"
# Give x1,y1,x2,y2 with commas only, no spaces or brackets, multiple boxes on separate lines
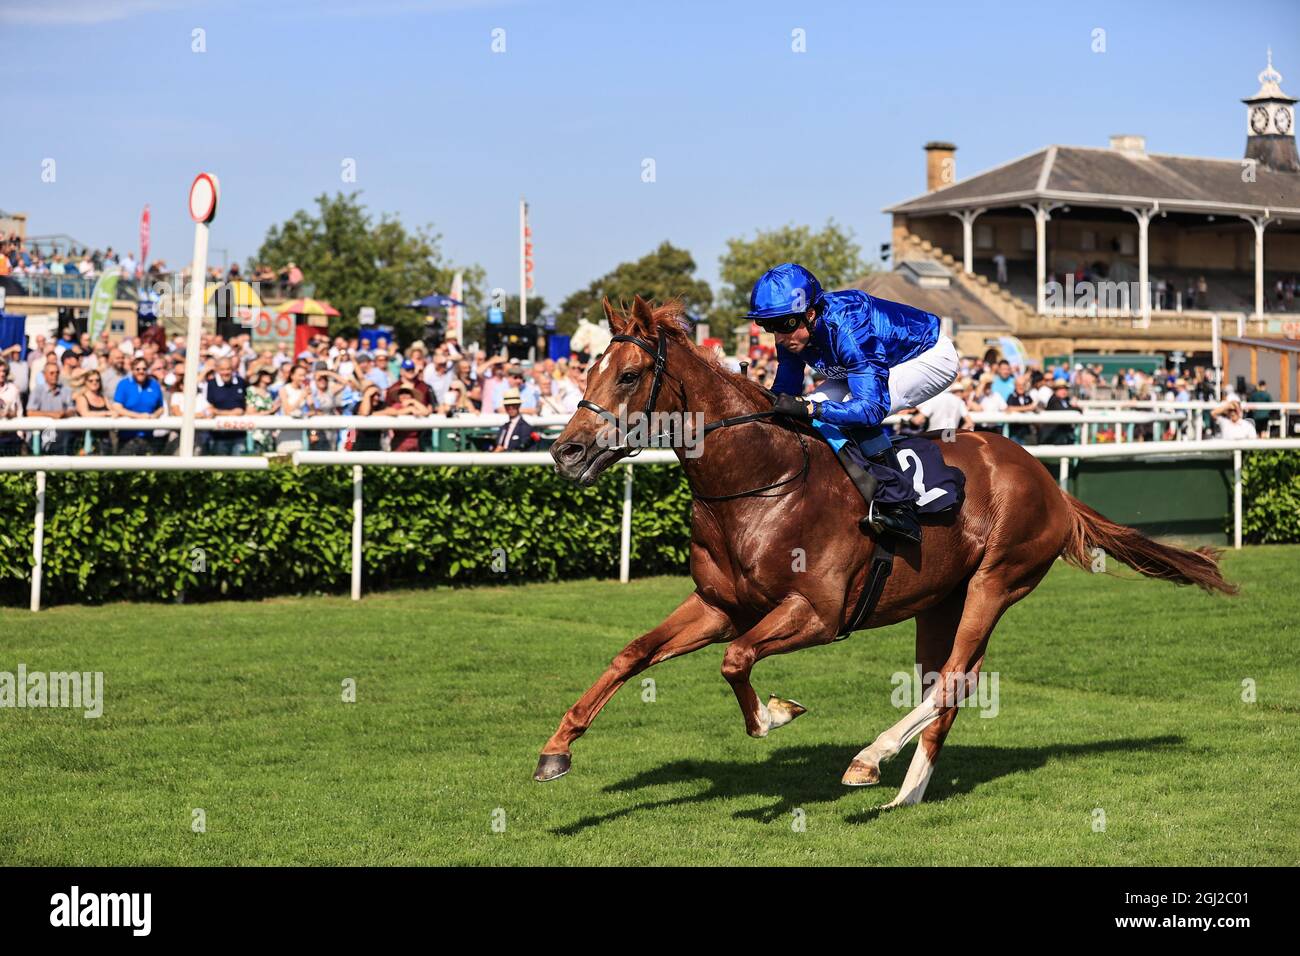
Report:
551,295,674,486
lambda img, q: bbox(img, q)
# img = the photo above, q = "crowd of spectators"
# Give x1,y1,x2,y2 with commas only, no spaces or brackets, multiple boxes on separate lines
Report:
1,233,307,303
0,327,1286,457
736,347,1280,444
0,325,596,456
0,233,146,281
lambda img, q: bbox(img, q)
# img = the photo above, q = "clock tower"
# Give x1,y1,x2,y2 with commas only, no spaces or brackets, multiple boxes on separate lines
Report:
1243,49,1299,173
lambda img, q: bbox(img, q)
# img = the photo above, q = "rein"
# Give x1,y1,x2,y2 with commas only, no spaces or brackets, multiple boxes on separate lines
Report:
578,329,809,501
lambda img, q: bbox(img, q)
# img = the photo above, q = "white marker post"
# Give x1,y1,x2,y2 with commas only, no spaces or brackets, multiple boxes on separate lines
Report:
181,173,219,457
519,197,527,326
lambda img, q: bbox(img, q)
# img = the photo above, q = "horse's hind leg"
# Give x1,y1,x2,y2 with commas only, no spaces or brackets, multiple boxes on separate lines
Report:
883,590,966,807
721,594,834,738
843,577,1007,790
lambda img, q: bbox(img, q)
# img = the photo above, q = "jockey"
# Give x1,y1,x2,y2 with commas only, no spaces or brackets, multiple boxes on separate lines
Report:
748,262,959,543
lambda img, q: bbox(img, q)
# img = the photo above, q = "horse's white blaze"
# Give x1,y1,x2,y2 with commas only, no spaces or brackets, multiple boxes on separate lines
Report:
885,744,935,808
599,353,611,374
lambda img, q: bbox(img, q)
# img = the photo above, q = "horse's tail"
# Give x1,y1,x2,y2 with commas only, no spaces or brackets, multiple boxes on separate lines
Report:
1059,492,1237,595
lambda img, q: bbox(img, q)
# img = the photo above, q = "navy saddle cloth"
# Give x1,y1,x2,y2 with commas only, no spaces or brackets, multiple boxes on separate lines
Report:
844,433,966,514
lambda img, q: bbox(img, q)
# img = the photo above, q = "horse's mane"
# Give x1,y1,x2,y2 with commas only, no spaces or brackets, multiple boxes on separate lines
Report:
610,298,772,409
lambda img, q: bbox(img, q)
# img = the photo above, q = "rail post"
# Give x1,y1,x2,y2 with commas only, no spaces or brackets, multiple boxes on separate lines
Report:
351,465,363,600
1233,449,1243,551
619,462,634,583
31,470,46,612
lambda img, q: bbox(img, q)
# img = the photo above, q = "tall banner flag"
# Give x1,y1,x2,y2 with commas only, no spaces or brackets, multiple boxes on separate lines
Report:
448,271,464,343
139,204,151,279
519,198,533,324
88,267,122,341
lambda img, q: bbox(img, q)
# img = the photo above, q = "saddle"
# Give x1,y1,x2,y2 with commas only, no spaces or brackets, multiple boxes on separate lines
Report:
845,433,967,514
825,431,967,638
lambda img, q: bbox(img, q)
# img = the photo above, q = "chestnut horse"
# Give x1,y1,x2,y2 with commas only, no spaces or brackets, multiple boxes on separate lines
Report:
536,296,1235,808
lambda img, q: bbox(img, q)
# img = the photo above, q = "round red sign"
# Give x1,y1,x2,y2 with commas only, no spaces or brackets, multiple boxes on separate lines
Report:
189,173,219,224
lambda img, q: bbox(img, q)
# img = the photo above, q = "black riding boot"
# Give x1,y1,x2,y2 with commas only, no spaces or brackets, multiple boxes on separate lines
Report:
865,446,922,544
833,441,923,544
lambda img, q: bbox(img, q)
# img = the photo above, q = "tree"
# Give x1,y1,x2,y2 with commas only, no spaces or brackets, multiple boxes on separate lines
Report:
557,241,712,335
714,220,867,332
254,191,485,345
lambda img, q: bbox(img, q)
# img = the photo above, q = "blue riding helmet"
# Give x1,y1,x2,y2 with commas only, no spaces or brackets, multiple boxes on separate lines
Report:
745,263,824,321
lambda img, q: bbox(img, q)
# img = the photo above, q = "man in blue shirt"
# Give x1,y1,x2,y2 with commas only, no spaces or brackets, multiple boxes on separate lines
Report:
990,359,1016,402
111,357,165,454
752,263,958,542
202,357,248,455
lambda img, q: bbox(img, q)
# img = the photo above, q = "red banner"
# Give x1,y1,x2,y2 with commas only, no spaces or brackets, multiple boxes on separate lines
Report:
524,223,534,291
139,204,151,278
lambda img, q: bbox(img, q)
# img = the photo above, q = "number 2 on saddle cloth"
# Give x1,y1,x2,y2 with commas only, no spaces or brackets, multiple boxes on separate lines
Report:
812,419,966,515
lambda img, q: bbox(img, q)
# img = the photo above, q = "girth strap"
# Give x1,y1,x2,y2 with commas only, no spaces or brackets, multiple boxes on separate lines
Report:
838,539,895,638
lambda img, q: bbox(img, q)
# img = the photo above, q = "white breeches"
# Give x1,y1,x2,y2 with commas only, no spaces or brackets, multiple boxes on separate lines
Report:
810,334,959,413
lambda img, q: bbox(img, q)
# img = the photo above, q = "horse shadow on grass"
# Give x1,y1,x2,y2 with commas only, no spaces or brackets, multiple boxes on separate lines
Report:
551,735,1184,835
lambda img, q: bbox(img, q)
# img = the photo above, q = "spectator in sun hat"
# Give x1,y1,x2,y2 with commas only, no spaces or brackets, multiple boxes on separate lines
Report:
1040,379,1078,445
497,364,540,414
56,348,88,392
1212,398,1257,440
492,389,538,451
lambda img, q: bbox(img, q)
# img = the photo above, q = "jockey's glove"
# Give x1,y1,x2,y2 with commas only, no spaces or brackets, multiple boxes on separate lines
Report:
772,393,814,420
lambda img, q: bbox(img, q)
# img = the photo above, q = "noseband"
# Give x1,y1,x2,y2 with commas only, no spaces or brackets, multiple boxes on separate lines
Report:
575,328,810,500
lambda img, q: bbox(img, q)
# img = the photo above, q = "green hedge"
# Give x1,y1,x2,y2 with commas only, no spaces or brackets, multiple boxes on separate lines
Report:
0,465,693,606
1240,450,1300,544
3,449,1297,606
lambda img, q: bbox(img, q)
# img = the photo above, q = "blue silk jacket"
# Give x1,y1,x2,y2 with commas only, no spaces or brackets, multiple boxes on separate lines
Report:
772,290,940,428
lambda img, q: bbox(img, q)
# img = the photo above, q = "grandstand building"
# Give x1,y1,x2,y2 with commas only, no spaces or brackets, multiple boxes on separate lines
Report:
869,52,1300,371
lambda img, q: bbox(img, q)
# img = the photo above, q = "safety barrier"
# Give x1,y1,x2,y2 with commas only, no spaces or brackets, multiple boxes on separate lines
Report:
7,437,1299,613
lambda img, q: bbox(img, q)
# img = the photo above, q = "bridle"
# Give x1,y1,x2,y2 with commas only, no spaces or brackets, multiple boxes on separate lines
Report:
576,328,810,501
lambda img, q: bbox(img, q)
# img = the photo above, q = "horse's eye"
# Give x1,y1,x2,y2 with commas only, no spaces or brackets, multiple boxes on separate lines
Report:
619,370,639,386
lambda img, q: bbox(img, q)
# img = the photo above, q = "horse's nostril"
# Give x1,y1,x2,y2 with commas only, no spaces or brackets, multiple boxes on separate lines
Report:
554,441,585,464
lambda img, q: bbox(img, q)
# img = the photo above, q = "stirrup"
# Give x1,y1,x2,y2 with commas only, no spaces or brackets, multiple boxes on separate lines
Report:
857,501,884,535
861,500,922,545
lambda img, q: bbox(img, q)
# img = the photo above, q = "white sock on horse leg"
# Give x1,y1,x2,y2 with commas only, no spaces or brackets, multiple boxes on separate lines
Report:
885,742,935,808
856,690,941,766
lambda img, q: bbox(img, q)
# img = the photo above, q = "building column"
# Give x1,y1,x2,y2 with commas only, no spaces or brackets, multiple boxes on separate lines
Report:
948,207,986,274
1240,213,1270,320
1020,202,1061,314
1123,205,1155,328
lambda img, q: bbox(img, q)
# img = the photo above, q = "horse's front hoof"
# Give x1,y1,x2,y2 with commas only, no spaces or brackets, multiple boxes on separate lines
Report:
533,752,571,782
767,695,808,730
841,759,880,787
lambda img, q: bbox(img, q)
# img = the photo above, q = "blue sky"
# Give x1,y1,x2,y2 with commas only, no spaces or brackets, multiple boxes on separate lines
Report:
3,0,1296,308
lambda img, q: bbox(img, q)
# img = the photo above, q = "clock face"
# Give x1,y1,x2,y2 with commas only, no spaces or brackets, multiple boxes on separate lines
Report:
1277,107,1293,134
1251,105,1270,134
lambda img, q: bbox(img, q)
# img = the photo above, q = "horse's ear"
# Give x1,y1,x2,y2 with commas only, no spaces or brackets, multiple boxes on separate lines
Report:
601,297,626,334
631,294,655,331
